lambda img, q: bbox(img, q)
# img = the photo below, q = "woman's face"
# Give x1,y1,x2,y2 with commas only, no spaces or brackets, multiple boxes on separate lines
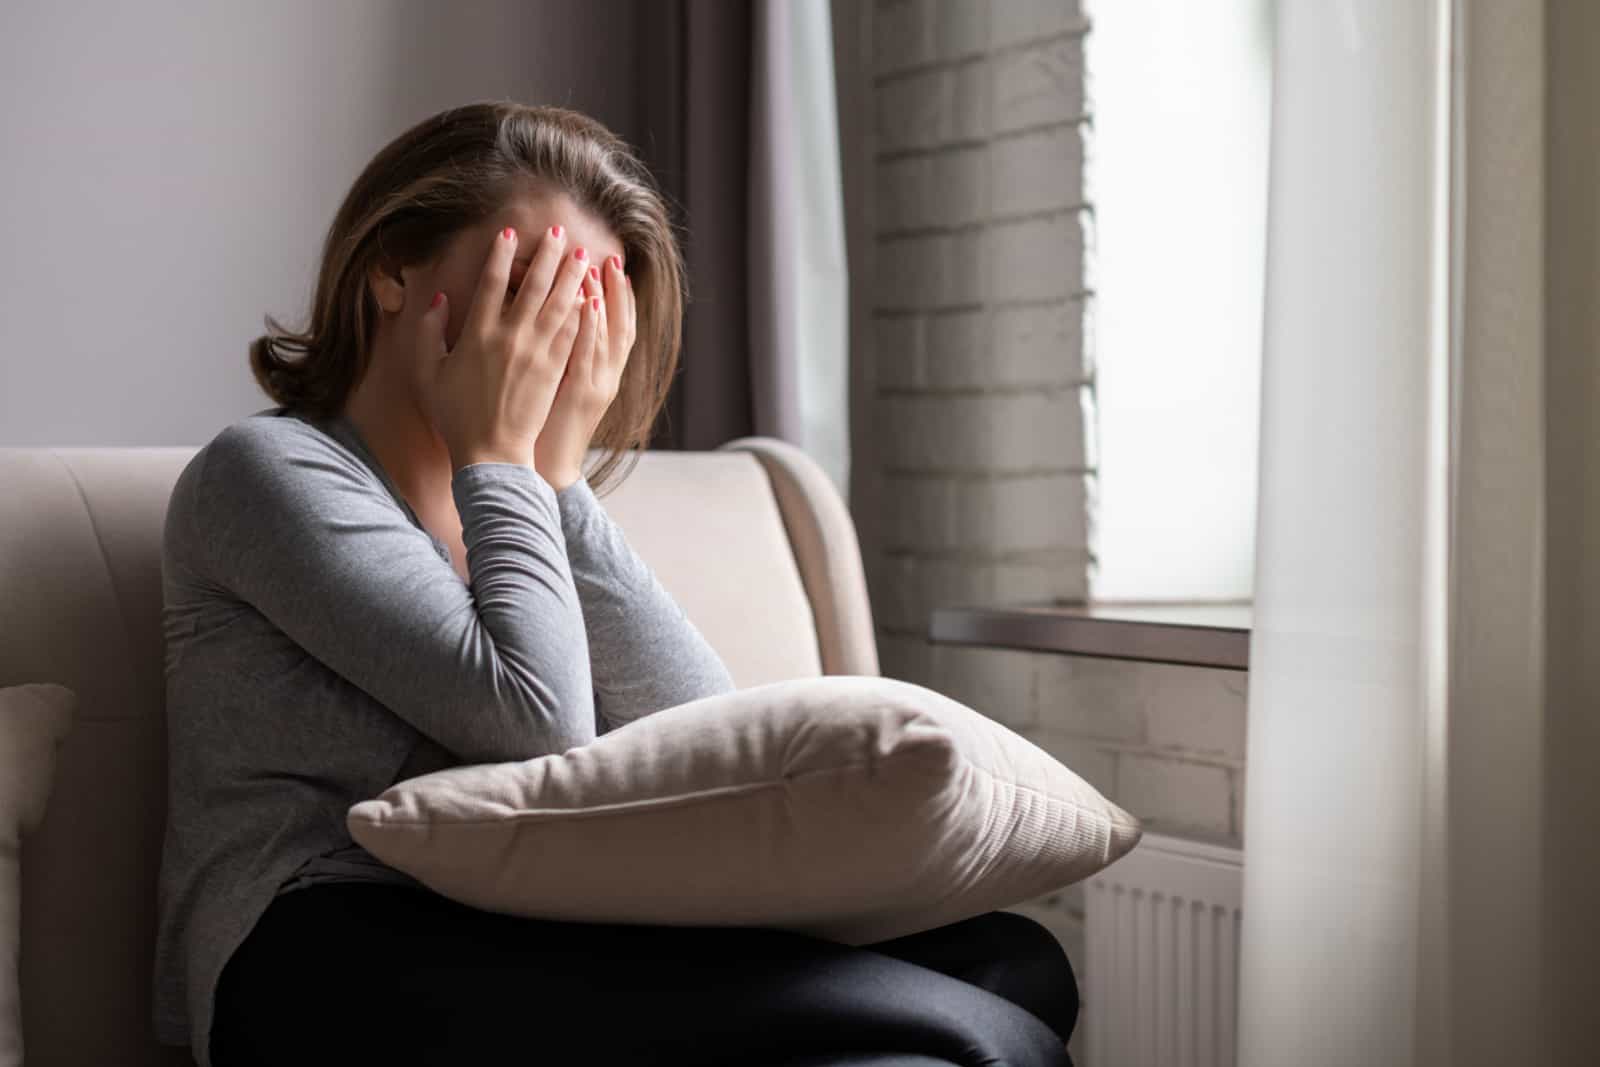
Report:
395,187,626,354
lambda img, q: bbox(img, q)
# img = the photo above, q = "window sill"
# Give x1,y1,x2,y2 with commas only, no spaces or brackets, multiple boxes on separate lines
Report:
927,600,1252,671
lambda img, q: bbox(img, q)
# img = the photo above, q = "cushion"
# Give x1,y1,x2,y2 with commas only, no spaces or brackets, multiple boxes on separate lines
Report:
1,683,76,1067
348,675,1141,945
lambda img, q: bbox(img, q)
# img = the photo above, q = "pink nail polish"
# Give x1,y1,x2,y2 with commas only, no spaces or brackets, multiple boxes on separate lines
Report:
574,247,586,261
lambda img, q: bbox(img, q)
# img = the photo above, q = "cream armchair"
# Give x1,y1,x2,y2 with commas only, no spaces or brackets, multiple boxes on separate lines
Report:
0,436,877,1066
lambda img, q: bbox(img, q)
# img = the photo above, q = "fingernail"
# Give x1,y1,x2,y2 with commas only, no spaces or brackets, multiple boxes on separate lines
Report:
430,290,444,308
574,247,587,261
550,224,563,238
502,227,515,241
592,296,600,311
610,255,622,271
589,266,599,282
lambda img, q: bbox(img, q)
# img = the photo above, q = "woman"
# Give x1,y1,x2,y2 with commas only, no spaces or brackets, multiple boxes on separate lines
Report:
150,101,1079,1067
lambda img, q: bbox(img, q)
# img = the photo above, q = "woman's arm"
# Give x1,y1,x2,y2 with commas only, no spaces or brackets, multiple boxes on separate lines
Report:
183,417,596,764
554,475,737,731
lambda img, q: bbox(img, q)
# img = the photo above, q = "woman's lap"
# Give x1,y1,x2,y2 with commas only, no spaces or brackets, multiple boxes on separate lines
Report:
210,882,1076,1067
862,910,1079,1047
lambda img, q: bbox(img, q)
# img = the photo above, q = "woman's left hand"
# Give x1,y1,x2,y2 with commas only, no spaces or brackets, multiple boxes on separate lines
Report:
534,253,636,491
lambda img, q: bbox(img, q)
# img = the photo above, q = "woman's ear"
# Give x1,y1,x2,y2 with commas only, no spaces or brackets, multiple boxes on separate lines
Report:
367,261,406,315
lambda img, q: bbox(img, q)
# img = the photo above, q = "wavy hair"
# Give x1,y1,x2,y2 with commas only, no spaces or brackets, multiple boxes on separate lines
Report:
249,100,685,493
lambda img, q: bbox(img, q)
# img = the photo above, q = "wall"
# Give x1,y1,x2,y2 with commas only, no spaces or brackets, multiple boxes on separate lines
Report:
0,0,642,447
840,0,1253,1018
1540,2,1600,1060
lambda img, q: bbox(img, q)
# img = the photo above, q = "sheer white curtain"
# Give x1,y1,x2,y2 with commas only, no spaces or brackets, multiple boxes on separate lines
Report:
1239,2,1598,1065
750,0,850,497
1238,2,1449,1061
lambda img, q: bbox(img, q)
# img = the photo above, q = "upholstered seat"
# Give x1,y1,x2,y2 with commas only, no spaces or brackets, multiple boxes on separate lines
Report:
0,436,877,1066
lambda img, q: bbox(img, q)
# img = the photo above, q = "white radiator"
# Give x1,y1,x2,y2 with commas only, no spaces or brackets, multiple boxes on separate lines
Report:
1083,831,1245,1067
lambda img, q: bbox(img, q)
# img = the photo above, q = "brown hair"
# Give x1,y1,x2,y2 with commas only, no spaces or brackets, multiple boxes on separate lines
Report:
249,100,685,493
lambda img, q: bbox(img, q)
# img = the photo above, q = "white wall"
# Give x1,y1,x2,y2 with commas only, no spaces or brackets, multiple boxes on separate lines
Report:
868,0,1096,655
0,0,641,446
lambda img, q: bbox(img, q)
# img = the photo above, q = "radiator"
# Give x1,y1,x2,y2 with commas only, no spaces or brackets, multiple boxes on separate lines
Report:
1083,831,1245,1067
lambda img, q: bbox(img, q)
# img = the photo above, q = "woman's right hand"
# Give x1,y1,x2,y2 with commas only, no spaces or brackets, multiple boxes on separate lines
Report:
416,224,593,472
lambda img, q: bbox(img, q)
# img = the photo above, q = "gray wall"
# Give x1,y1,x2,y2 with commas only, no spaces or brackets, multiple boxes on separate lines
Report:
0,0,642,446
1543,1,1600,1059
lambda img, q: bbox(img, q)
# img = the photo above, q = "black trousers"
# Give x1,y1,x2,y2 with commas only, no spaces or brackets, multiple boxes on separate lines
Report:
210,881,1078,1067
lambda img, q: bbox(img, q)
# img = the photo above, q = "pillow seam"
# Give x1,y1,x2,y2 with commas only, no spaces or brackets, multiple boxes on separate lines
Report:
356,751,1115,828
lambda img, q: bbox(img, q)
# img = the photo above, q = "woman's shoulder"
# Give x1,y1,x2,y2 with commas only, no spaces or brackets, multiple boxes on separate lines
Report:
205,406,340,461
164,408,394,574
170,409,373,526
190,407,372,485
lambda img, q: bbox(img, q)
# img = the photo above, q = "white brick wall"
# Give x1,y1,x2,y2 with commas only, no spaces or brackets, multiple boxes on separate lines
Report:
881,390,1086,471
875,300,1093,391
875,125,1085,234
1118,752,1234,836
991,123,1085,217
990,0,1085,51
874,552,1091,634
883,472,1088,553
992,34,1087,133
877,639,1251,841
858,0,1249,1018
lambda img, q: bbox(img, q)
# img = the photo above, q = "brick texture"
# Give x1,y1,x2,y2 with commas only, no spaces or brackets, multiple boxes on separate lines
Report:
882,473,1088,554
881,391,1086,472
859,0,1250,1006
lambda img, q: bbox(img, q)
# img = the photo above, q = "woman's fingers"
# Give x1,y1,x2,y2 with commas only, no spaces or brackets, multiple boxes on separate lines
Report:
462,226,518,344
552,276,584,358
567,256,629,395
508,225,568,334
417,289,449,362
533,245,592,345
603,256,627,366
577,269,605,387
619,267,636,364
569,287,600,386
597,297,609,389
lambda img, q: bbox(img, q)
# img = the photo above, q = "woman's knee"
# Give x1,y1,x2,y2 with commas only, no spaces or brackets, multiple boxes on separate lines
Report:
768,1054,967,1067
965,912,1079,1046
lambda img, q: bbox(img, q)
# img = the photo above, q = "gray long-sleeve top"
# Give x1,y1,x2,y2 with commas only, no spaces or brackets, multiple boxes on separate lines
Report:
150,407,737,1066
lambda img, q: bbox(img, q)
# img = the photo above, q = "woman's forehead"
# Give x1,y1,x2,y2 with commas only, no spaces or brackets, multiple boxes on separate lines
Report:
472,191,623,265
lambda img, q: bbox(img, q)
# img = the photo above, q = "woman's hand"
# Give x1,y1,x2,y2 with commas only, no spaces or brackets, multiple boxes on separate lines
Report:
533,252,636,491
416,225,592,472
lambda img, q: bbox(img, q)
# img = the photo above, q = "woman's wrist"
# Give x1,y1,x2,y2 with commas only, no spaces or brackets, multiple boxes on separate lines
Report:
453,448,536,474
539,464,583,492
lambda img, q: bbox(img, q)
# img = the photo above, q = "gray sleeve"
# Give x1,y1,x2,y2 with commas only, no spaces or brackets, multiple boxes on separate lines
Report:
186,420,596,764
554,475,737,731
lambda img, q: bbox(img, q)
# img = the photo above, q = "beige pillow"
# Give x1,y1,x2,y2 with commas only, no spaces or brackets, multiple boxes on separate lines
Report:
1,683,76,1067
349,675,1140,945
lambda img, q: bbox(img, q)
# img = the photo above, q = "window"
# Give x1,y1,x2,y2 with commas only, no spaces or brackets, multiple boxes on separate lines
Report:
1084,0,1274,600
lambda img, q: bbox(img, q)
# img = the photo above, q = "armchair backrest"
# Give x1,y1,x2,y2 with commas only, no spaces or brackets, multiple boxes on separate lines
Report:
0,435,876,1066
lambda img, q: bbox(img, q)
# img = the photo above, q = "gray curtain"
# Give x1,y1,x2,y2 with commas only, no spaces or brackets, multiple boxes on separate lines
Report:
636,0,850,495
